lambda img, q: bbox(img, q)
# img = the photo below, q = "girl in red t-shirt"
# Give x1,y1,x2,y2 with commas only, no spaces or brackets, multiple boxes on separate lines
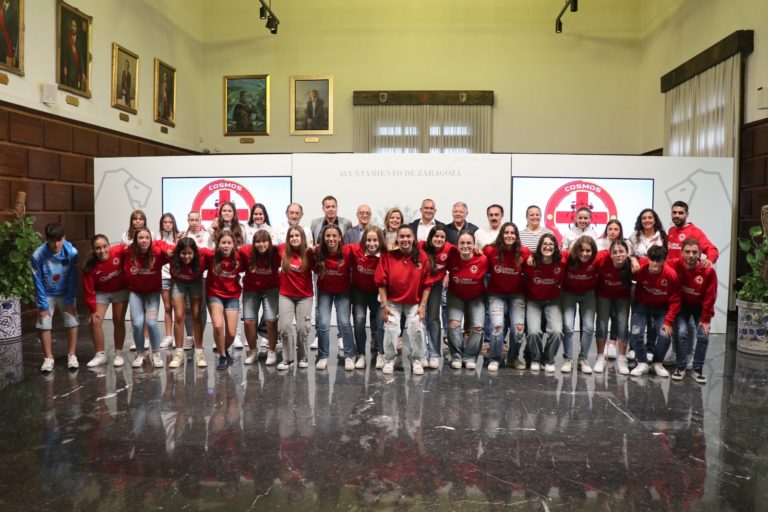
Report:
168,237,207,368
277,226,314,369
350,226,385,370
420,225,453,369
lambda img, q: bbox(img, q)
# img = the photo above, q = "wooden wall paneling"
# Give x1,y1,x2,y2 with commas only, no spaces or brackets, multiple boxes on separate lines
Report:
753,123,768,156
739,189,753,217
72,127,98,156
43,120,73,152
86,215,94,239
11,180,43,210
60,213,87,241
9,112,43,146
98,133,120,157
138,143,157,156
120,139,139,156
85,159,94,184
72,185,94,212
740,157,767,188
751,188,768,218
155,147,171,156
60,154,87,182
44,182,72,211
27,149,60,180
0,108,8,140
32,214,60,233
0,144,27,177
741,126,754,158
0,179,9,209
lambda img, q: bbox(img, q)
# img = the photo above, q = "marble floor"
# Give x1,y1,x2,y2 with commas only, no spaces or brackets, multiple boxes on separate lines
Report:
0,321,767,511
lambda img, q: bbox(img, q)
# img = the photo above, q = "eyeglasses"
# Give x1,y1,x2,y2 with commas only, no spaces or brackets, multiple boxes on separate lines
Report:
358,211,371,216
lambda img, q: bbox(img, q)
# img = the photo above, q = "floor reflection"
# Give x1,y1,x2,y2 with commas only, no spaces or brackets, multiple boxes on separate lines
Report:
1,323,767,510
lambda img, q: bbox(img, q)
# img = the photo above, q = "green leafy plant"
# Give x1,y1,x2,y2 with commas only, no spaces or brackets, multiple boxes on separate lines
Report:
737,225,768,304
0,209,41,303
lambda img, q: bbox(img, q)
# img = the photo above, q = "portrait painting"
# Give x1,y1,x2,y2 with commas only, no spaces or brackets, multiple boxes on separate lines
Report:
0,0,23,76
224,74,270,136
56,0,92,97
290,75,333,135
154,58,176,127
111,43,138,114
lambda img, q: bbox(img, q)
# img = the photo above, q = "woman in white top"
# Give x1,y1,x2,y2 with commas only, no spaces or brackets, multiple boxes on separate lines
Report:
121,209,147,245
244,203,277,246
560,206,599,250
383,207,404,250
597,219,632,252
630,208,667,258
519,205,554,252
154,212,179,348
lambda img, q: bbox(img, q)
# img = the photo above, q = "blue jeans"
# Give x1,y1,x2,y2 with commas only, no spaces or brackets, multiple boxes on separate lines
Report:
561,290,596,360
316,290,354,359
629,303,672,364
243,289,278,321
352,289,383,356
488,294,525,363
675,305,709,370
595,296,629,340
425,282,443,358
526,299,562,365
446,292,485,364
383,302,424,363
129,291,161,352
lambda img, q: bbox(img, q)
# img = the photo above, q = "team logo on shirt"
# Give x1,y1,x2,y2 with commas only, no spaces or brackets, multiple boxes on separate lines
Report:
470,265,478,274
543,180,618,245
190,179,257,231
553,267,561,275
695,275,704,284
439,253,448,261
113,257,120,265
678,233,686,241
661,279,668,286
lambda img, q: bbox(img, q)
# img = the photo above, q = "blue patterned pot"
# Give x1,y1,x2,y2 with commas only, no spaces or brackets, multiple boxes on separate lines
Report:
736,300,768,356
0,296,21,341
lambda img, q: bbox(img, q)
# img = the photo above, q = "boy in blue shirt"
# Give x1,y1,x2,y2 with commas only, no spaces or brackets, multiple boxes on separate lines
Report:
31,223,79,372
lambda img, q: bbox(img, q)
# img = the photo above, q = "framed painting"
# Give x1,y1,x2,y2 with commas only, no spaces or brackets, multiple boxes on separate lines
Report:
110,43,138,114
56,0,92,97
290,75,333,135
0,0,23,76
154,58,176,127
224,74,270,136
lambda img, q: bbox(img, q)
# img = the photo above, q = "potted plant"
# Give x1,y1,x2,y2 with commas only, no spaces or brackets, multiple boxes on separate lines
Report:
735,204,768,355
0,191,41,343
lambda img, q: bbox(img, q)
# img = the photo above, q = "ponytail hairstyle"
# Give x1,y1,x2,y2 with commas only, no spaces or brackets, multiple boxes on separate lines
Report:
314,224,345,279
424,225,448,276
567,235,597,269
359,225,385,256
532,233,561,269
281,226,309,273
609,239,633,288
213,232,238,276
158,212,179,242
397,225,422,267
249,229,277,273
126,209,147,241
84,234,110,274
493,222,522,266
573,206,592,228
130,227,154,270
172,237,200,276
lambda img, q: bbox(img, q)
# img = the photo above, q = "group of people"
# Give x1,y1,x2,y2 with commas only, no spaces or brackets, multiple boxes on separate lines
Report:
31,194,718,383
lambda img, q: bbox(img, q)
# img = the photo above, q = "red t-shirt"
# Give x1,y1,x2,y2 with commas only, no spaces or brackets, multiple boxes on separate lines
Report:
350,245,380,293
418,241,453,284
238,245,280,292
594,250,632,299
562,250,606,294
83,245,126,313
522,255,566,301
277,244,314,298
169,252,207,283
672,259,717,323
374,248,431,305
122,241,174,294
667,223,719,263
483,245,530,295
199,247,243,299
446,251,488,301
634,261,681,326
315,245,353,294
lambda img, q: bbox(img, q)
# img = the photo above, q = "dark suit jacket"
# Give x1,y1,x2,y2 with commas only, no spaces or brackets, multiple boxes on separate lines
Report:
305,98,326,130
408,219,446,240
310,216,353,243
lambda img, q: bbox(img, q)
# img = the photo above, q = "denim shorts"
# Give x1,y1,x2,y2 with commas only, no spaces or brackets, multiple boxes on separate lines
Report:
243,289,278,321
162,278,173,291
207,295,241,311
35,295,79,330
95,289,129,305
171,279,204,299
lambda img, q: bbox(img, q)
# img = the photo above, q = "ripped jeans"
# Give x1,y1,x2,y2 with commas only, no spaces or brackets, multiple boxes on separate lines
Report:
383,302,424,364
278,294,312,363
446,293,485,364
488,294,526,363
129,291,161,352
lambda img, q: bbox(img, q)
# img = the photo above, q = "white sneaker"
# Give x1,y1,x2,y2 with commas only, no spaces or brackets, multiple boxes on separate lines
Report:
144,338,150,349
87,352,108,367
67,354,79,369
152,352,164,368
126,340,136,351
355,355,366,369
488,361,499,372
259,337,269,349
530,362,541,372
544,363,556,373
578,359,593,374
195,349,207,368
663,349,676,366
132,354,145,368
617,357,630,375
429,357,440,369
647,353,654,363
450,360,462,370
298,358,309,368
651,362,670,378
465,361,476,370
277,360,291,370
593,356,606,373
232,336,244,349
265,350,278,366
244,352,258,365
560,359,572,373
169,351,184,368
183,336,194,350
41,357,54,373
344,357,355,371
382,360,395,375
630,362,649,376
605,342,617,359
412,360,424,375
113,353,125,367
160,336,173,349
626,349,636,361
686,353,694,370
310,337,319,350
375,357,385,369
338,338,345,351
316,358,327,370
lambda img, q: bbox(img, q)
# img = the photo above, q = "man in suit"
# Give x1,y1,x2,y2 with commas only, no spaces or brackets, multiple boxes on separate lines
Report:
310,195,353,243
343,204,373,245
408,198,445,242
120,59,132,107
304,89,327,130
61,17,86,91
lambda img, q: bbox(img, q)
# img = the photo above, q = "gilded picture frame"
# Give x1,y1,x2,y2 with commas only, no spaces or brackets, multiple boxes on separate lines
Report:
153,58,176,127
224,74,270,136
290,75,333,135
56,0,92,98
0,0,24,76
110,43,138,114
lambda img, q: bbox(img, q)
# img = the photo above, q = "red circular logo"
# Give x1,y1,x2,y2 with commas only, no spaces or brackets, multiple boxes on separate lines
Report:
544,180,618,245
190,179,257,230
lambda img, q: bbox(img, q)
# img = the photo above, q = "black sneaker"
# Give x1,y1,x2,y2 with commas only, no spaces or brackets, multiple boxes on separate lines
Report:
217,356,227,370
226,355,234,367
671,368,686,381
693,369,707,384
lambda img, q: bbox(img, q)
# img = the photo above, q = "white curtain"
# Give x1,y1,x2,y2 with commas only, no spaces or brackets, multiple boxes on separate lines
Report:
664,54,741,157
354,104,492,153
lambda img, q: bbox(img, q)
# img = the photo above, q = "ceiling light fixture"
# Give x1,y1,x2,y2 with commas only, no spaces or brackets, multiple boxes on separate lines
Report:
555,0,577,34
258,0,279,35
